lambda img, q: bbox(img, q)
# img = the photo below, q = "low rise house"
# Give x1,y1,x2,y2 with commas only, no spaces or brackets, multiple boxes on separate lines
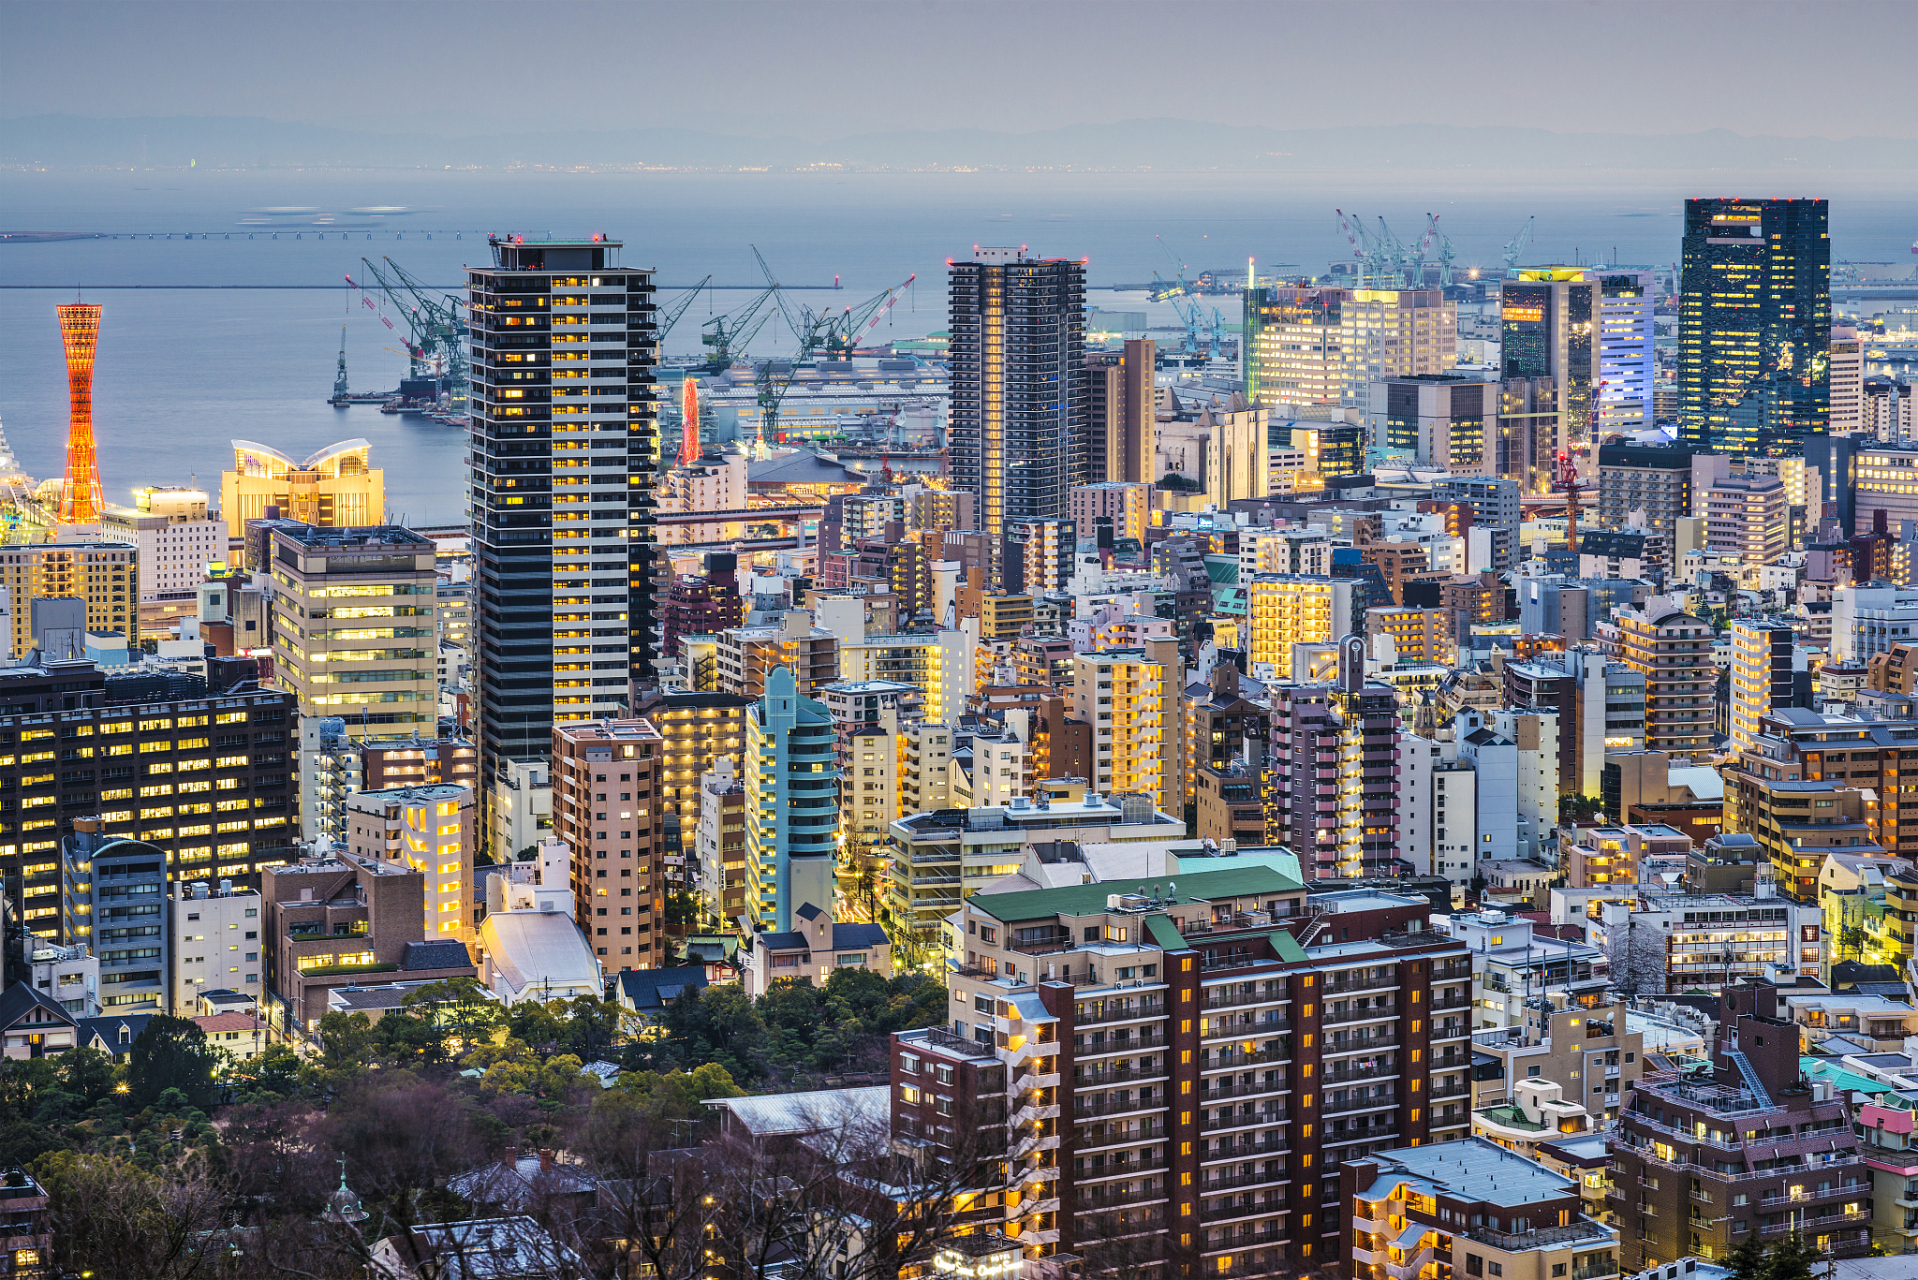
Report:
1472,1077,1598,1160
192,1011,269,1060
742,900,891,998
0,987,76,1061
610,966,709,1018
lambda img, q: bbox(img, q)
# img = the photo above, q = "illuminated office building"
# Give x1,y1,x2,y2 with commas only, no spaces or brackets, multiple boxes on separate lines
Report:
1678,198,1831,457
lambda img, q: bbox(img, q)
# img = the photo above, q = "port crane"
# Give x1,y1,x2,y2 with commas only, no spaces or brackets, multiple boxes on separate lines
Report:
1502,216,1537,278
700,283,781,371
656,274,713,347
357,256,470,388
1425,213,1458,287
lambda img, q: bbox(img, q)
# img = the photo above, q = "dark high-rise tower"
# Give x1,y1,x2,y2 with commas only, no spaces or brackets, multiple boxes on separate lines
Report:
467,236,658,851
948,249,1086,580
1678,198,1831,457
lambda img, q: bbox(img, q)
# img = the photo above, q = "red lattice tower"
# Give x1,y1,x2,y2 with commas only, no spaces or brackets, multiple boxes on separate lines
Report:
677,377,701,467
56,303,105,525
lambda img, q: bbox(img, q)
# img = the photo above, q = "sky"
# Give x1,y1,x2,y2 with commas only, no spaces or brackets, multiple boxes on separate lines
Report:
4,0,1913,142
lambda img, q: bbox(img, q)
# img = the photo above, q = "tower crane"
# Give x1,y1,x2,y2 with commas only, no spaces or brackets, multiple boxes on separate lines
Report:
1502,216,1536,278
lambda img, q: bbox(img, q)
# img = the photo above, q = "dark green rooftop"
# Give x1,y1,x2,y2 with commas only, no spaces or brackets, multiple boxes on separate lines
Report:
968,865,1303,925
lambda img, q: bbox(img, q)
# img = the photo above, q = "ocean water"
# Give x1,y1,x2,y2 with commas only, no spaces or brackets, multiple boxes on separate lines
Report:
3,170,1913,526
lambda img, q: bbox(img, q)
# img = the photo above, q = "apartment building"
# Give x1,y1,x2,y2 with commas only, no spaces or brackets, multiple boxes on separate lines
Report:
694,759,747,927
819,680,912,909
1342,1138,1618,1280
1179,664,1270,806
1703,474,1790,563
887,792,1185,943
1245,576,1353,679
1070,482,1151,547
1265,645,1403,881
1238,528,1334,580
0,542,138,658
1728,620,1807,756
1364,605,1455,666
550,718,668,972
169,878,263,1015
101,486,227,603
895,868,1473,1277
631,689,751,830
345,784,477,945
1567,823,1694,889
714,613,840,699
743,667,837,934
260,855,476,1036
902,721,955,816
1071,651,1165,802
1470,1000,1645,1124
839,631,969,725
1608,984,1869,1267
359,737,478,791
1606,598,1714,754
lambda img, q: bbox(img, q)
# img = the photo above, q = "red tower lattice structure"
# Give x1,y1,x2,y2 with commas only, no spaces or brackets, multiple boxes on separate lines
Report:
676,377,701,467
56,303,105,526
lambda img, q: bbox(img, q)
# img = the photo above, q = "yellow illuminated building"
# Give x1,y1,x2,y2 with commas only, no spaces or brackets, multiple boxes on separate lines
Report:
1246,575,1351,678
1072,651,1164,798
223,438,385,531
345,783,476,944
0,541,138,657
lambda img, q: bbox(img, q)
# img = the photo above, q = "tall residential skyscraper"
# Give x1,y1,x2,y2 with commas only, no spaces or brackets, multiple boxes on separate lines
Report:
56,303,104,526
948,249,1087,579
467,236,658,830
1678,198,1832,457
1083,337,1154,483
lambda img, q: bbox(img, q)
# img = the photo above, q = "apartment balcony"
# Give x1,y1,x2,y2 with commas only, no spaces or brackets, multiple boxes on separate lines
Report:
1198,1079,1288,1104
1074,1064,1169,1087
1759,1209,1868,1237
1324,1003,1399,1026
1204,1016,1292,1040
1075,1095,1168,1120
1201,1107,1289,1134
1075,1155,1168,1182
1201,1168,1287,1193
1324,1091,1398,1115
1201,1137,1290,1165
1077,1031,1168,1056
1075,1121,1167,1150
1078,1003,1166,1026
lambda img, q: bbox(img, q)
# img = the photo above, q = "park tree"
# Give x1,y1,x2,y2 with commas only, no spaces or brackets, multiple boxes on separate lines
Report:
126,1016,222,1110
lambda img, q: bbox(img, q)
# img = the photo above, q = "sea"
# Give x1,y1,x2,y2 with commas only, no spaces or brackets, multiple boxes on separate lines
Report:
2,168,1914,527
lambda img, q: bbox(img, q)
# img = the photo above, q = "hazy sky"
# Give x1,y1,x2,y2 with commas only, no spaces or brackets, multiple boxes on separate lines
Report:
5,0,1912,141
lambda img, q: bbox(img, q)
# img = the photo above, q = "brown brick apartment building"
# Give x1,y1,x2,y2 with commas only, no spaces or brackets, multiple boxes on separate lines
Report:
891,867,1473,1279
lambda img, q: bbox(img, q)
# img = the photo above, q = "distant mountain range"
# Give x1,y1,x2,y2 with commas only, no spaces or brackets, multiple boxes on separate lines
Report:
5,114,1916,172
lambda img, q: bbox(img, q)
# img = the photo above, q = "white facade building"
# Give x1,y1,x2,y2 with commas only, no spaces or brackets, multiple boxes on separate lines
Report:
169,880,262,1014
1596,269,1656,433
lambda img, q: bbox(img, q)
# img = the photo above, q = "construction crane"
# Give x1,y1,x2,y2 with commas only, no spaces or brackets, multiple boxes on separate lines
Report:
1502,216,1536,278
701,283,781,372
355,256,470,388
656,274,712,348
1425,213,1458,287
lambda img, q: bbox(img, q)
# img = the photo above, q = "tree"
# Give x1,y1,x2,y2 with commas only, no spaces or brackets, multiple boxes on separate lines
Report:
1723,1233,1767,1280
402,975,502,1049
315,1011,376,1071
37,1150,241,1280
656,984,769,1080
1762,1233,1822,1280
59,1045,117,1108
126,1016,222,1110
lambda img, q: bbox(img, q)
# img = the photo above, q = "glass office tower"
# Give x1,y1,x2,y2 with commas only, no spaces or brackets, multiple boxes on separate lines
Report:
1678,198,1831,457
